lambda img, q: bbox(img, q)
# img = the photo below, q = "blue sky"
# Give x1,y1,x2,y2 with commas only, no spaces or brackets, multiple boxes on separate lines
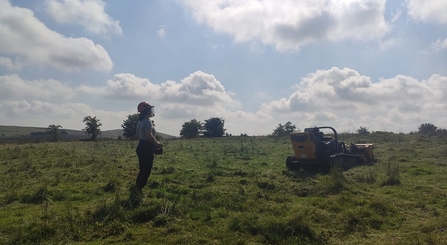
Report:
0,0,446,136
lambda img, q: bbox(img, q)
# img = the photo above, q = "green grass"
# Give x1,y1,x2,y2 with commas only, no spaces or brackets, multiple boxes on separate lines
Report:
1,134,447,244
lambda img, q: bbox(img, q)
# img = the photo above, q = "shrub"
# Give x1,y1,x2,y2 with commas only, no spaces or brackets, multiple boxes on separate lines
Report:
357,126,370,135
418,123,437,136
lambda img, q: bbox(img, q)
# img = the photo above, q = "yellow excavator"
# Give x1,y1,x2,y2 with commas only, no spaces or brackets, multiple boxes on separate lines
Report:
286,126,374,172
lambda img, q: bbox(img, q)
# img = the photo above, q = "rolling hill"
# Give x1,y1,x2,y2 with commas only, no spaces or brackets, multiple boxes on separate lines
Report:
0,125,177,141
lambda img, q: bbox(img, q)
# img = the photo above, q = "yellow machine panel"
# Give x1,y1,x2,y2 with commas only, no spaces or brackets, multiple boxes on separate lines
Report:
290,132,316,160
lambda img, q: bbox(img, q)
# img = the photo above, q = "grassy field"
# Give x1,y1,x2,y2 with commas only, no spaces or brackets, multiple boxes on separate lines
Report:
1,132,447,244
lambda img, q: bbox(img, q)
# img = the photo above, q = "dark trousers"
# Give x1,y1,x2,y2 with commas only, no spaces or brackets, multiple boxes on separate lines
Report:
136,140,154,190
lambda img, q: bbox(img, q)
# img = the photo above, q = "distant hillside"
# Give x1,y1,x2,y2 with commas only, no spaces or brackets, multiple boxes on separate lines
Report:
0,125,177,141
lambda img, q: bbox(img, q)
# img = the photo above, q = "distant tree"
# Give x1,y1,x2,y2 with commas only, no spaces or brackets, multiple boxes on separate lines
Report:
83,116,102,141
180,119,202,139
47,124,62,141
272,123,286,137
272,121,297,137
203,117,226,137
284,121,297,134
436,128,447,136
357,126,370,135
418,123,437,135
121,114,139,139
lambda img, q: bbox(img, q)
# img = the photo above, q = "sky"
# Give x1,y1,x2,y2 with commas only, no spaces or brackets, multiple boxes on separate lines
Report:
0,0,447,136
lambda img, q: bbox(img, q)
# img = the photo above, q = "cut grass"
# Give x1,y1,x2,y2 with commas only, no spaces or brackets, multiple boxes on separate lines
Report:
1,134,447,244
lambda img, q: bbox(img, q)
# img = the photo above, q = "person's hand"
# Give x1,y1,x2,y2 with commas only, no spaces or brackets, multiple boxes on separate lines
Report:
156,142,163,148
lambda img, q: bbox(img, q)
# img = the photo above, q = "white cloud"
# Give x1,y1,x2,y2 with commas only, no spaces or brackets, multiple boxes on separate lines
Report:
157,26,167,38
78,73,160,100
80,71,240,108
45,0,123,36
424,38,447,53
0,0,113,72
0,99,127,131
65,71,253,134
214,109,274,136
0,74,76,100
407,0,447,24
425,74,447,101
379,38,397,50
260,67,447,133
249,41,265,53
2,69,447,136
104,74,159,100
182,0,389,51
390,7,403,24
159,71,239,107
0,56,23,71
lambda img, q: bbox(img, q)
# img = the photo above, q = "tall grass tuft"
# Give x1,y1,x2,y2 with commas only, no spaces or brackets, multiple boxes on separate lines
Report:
363,168,376,184
320,166,347,194
61,202,86,241
229,213,323,244
382,157,400,186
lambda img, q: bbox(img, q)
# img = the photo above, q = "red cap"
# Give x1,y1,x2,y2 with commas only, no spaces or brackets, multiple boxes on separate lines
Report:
137,101,153,112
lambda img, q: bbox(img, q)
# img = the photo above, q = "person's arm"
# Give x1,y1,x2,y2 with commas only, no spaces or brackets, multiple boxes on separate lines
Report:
145,127,162,148
135,121,141,140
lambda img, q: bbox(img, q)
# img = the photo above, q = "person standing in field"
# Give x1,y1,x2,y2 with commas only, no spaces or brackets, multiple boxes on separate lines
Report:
135,101,163,194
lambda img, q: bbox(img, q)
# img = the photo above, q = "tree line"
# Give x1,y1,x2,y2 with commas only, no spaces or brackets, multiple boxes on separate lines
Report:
46,116,102,141
179,118,226,138
45,114,447,142
45,115,228,141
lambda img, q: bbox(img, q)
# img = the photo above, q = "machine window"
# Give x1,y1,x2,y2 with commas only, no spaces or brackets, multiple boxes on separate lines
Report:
291,134,308,142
